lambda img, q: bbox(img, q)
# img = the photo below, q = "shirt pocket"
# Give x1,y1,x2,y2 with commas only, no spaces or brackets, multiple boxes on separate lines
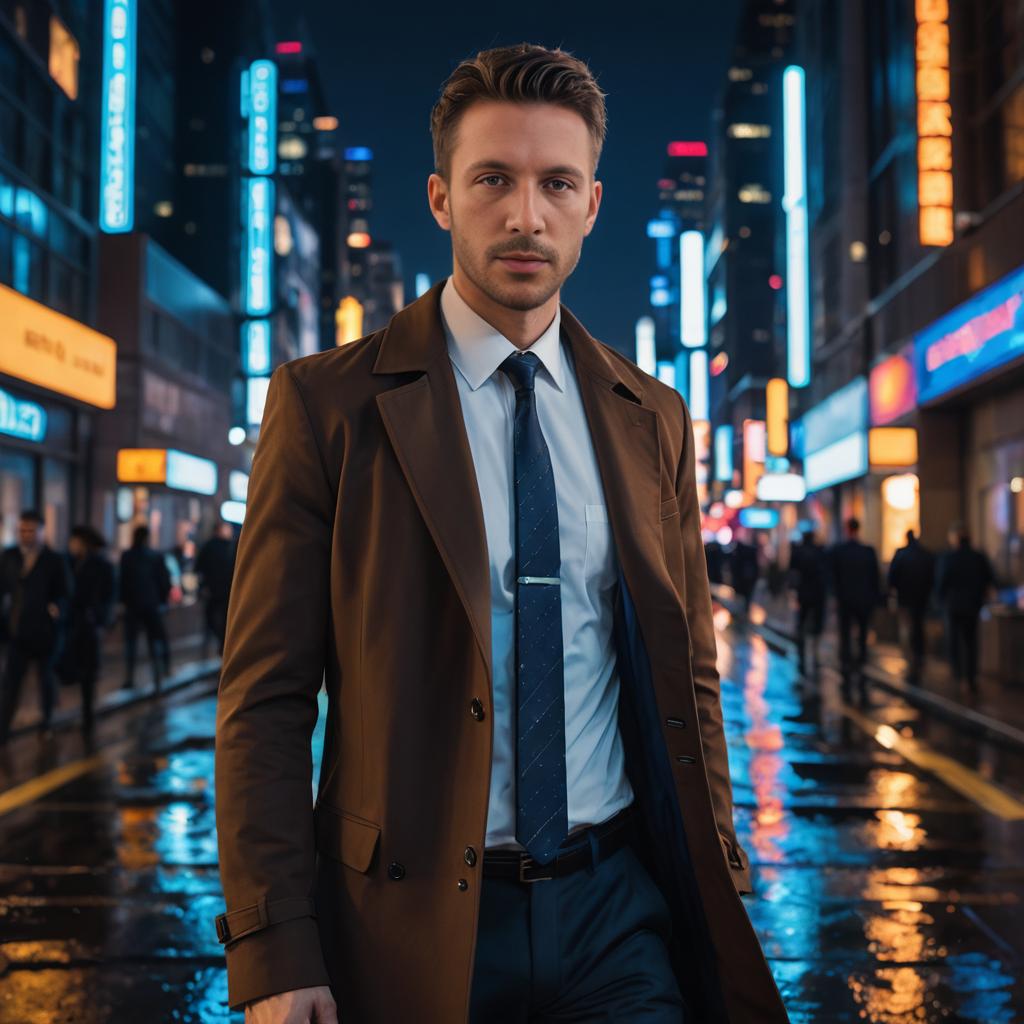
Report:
583,503,615,590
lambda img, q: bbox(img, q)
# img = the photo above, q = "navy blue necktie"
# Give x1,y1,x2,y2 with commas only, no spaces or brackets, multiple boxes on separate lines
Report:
500,351,568,865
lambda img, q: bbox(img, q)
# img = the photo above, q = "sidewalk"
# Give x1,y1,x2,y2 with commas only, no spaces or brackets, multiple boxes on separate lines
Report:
712,584,1024,749
2,606,222,739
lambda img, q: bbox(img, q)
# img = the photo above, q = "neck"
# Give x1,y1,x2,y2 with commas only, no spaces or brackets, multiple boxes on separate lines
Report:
450,266,559,351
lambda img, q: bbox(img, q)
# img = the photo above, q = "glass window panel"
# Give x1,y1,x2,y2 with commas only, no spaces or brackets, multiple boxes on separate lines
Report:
0,449,36,547
42,456,70,549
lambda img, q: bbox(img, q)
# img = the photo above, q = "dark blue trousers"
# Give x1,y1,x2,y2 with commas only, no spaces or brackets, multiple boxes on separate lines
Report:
469,839,687,1022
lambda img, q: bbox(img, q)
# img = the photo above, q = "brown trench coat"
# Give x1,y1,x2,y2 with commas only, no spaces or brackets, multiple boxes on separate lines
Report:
214,282,789,1022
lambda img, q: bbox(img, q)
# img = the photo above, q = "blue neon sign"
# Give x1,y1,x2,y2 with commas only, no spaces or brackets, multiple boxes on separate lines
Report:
244,177,274,316
739,507,780,530
0,387,47,443
915,262,1024,404
166,450,217,496
715,425,734,482
345,146,373,161
801,376,868,456
782,66,810,388
646,219,675,239
99,0,137,233
242,320,272,376
680,230,705,347
245,60,277,175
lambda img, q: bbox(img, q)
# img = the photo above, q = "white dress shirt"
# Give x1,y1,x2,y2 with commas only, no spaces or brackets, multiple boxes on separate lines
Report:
440,277,635,851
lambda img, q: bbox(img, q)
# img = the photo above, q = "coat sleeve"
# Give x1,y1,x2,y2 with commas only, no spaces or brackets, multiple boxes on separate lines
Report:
671,391,752,896
214,364,335,1009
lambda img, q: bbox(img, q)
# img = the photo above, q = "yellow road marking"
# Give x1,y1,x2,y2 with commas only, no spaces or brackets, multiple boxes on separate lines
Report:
843,705,1024,821
0,740,133,819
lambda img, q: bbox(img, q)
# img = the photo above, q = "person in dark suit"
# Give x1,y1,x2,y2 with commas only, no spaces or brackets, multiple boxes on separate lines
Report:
61,526,116,734
829,517,880,681
0,509,71,742
118,525,171,690
788,528,828,676
195,521,236,656
729,530,760,613
887,529,935,680
935,522,995,693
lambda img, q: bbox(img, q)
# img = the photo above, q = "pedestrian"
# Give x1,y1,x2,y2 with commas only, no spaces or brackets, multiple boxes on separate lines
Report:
935,522,994,693
118,525,171,691
212,45,787,1024
887,529,935,681
195,520,236,656
60,526,116,734
704,534,726,585
788,528,828,676
730,528,760,613
829,517,880,685
0,510,71,742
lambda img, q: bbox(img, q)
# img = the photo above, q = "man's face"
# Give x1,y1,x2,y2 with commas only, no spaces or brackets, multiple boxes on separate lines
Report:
428,101,602,312
18,518,41,548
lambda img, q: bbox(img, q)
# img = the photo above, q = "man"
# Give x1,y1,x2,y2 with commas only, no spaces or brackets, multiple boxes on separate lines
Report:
119,525,171,690
829,517,880,685
887,529,935,680
0,510,70,742
214,45,787,1024
729,528,760,613
61,526,116,734
195,521,236,656
935,522,994,693
788,528,828,676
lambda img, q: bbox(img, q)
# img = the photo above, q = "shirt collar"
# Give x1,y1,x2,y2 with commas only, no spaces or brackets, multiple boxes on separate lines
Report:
440,277,565,393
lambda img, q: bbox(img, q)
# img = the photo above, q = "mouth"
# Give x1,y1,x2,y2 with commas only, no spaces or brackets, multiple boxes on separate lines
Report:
496,254,549,273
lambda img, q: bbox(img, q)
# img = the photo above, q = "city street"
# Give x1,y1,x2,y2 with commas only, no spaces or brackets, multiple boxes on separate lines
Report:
0,611,1020,1023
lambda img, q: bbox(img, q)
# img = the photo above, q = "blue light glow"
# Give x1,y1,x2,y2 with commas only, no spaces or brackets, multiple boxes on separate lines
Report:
782,66,810,388
0,387,47,443
242,320,271,376
650,288,671,307
220,500,246,525
801,377,868,455
647,219,675,239
246,60,277,175
804,431,868,492
680,231,706,348
739,507,780,529
99,0,137,233
688,349,709,420
247,376,270,426
656,361,676,388
345,146,373,161
415,272,431,298
635,317,656,375
166,450,218,496
243,177,274,316
650,275,669,289
228,471,249,502
715,425,734,482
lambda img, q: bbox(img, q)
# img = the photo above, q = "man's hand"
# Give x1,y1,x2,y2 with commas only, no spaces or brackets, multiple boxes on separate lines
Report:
245,986,338,1024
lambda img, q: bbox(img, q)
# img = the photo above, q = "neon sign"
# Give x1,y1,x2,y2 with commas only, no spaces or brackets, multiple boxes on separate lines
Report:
99,0,137,233
242,320,271,376
245,60,277,175
244,177,274,316
680,230,705,347
782,66,810,387
0,387,46,443
916,0,953,246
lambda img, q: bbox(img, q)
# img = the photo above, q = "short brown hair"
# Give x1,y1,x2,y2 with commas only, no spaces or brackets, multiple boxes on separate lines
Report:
430,44,607,177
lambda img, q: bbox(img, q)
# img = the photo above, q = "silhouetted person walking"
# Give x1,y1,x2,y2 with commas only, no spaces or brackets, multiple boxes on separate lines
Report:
0,510,70,742
195,521,236,656
730,531,759,613
887,529,935,681
830,517,880,690
61,526,116,734
788,529,828,676
119,525,171,690
935,522,994,693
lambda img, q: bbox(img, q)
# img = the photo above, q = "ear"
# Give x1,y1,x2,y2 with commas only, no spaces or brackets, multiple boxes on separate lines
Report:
582,179,602,237
427,173,451,231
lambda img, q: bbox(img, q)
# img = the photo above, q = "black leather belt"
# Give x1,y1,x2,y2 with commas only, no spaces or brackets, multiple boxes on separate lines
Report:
482,805,635,883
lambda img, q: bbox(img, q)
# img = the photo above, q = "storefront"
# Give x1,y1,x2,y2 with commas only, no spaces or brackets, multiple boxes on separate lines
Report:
914,261,1024,597
0,284,117,548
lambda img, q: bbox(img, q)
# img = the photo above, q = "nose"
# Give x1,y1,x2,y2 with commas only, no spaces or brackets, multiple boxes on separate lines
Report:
505,182,544,236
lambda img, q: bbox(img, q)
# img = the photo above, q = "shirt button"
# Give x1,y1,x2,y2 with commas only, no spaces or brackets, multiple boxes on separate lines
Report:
464,846,477,867
387,861,406,880
457,878,469,891
470,698,486,721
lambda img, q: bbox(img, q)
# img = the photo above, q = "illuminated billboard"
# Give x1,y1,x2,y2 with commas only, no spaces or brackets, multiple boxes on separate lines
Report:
916,0,953,246
870,349,917,425
242,320,271,376
0,387,46,443
680,231,705,347
804,432,868,492
915,262,1024,403
244,177,274,316
116,448,217,495
782,66,810,388
244,59,278,175
99,0,137,233
688,349,708,421
714,425,734,482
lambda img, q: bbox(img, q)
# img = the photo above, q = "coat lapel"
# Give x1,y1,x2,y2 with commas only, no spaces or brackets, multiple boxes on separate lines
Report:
372,283,492,679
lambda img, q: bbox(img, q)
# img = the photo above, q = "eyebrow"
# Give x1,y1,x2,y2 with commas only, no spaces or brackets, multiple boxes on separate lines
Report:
464,160,586,180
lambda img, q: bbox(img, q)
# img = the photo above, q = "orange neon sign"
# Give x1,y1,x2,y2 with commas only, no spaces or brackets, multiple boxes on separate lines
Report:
916,0,953,246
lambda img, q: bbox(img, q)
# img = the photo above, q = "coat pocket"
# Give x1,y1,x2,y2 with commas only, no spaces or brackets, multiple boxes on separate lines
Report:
314,805,381,874
659,496,679,520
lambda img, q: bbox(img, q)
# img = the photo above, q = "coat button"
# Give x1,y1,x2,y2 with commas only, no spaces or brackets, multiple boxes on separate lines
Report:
464,846,477,867
666,717,687,729
470,698,485,721
387,861,406,880
675,755,696,765
457,878,469,891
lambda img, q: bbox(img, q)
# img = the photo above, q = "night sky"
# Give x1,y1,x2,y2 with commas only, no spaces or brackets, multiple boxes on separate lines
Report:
271,2,744,351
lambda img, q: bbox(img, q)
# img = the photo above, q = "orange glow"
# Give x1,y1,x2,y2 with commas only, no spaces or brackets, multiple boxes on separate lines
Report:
347,232,371,249
313,116,339,131
916,0,953,246
335,296,364,346
742,419,766,498
766,379,788,457
692,419,711,462
48,16,79,100
869,428,918,468
117,449,168,484
0,283,117,408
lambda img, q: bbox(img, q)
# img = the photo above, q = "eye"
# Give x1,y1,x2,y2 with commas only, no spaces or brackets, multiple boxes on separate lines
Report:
479,174,506,187
546,179,573,192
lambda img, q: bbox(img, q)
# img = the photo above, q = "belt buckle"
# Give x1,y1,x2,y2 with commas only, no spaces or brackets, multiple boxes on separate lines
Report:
518,853,553,883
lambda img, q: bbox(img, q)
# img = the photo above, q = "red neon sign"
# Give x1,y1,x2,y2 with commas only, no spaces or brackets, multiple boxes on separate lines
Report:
667,141,707,157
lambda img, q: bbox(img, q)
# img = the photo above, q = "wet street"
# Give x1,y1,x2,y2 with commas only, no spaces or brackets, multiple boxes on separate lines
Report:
0,613,1022,1024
